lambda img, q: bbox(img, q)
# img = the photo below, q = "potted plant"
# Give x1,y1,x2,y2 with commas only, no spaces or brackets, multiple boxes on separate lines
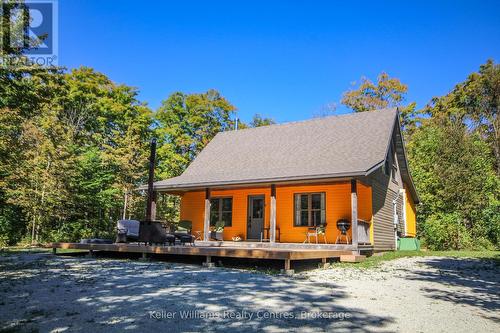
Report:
211,221,225,241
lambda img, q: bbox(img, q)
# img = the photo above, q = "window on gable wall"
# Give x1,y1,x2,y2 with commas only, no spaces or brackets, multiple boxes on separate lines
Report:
384,145,392,177
384,141,398,184
391,142,398,184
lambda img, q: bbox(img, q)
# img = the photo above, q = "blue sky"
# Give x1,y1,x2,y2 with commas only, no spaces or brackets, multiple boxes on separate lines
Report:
59,0,500,123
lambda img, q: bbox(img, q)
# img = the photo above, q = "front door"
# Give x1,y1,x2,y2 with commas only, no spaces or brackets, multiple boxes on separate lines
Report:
247,195,265,240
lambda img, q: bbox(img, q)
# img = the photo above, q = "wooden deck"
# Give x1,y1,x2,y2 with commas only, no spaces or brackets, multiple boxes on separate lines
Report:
48,241,368,272
195,240,373,251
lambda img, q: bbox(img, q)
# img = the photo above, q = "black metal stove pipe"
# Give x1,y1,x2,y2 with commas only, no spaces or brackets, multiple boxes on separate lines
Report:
145,138,157,221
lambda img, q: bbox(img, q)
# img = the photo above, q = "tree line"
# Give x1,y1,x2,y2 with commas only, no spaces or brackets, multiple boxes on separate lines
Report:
0,63,279,245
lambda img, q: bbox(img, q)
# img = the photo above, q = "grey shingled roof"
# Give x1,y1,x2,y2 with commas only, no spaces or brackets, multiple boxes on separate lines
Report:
153,108,400,190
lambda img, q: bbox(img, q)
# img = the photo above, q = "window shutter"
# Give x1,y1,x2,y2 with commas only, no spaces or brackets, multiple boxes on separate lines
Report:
294,194,300,226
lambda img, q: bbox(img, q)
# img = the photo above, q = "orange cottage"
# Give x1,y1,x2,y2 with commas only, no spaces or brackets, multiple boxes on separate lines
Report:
152,108,419,253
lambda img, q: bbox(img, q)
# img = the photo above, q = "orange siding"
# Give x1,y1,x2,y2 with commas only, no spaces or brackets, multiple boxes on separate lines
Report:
181,188,271,241
179,191,205,234
357,182,374,243
404,183,417,237
180,182,372,243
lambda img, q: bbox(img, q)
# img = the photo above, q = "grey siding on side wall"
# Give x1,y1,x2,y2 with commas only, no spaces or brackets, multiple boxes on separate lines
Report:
365,124,406,251
370,168,397,251
389,129,405,237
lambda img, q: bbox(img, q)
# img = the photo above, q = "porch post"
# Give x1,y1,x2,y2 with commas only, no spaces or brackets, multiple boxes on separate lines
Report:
204,188,211,241
351,179,358,250
270,184,277,243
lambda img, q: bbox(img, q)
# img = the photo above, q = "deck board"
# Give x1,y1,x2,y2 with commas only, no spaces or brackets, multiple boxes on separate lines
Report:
48,242,356,260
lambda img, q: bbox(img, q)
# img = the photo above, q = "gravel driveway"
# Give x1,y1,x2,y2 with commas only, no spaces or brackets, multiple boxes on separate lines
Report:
0,252,498,332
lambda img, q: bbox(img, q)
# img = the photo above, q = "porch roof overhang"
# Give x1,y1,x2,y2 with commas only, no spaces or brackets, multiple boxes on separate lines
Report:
138,161,384,194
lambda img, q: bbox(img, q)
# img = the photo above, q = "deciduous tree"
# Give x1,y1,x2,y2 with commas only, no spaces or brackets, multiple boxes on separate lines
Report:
341,72,418,131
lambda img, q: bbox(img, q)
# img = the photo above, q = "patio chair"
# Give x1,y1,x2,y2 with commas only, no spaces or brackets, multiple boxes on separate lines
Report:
303,224,327,244
173,220,195,245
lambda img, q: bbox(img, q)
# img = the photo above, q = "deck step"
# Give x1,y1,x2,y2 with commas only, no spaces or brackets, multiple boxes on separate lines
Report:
340,254,366,263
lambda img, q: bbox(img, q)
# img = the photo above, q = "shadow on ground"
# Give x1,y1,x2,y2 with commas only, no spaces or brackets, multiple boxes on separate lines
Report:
89,251,339,273
407,256,500,322
0,252,394,332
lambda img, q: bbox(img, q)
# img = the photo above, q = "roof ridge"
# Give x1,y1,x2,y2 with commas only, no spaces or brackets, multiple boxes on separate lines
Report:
219,107,398,135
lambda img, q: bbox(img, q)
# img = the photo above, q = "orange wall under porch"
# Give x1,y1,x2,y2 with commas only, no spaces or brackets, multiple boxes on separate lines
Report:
179,181,373,244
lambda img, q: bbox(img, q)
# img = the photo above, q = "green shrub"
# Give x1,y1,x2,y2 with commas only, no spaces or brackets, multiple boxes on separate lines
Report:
479,201,500,248
423,213,473,250
0,213,25,247
473,237,496,251
16,235,34,247
0,214,9,247
0,234,8,248
46,220,100,242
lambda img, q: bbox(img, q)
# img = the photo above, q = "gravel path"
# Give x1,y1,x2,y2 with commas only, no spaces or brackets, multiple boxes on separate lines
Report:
0,252,498,332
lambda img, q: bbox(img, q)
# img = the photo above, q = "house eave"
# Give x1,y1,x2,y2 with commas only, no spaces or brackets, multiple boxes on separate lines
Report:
145,170,377,193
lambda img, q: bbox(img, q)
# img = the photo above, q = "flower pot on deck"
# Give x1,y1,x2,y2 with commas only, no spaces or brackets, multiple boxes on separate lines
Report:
210,231,223,241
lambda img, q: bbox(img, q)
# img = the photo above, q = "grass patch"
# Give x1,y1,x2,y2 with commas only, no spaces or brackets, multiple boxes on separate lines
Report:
339,250,500,269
